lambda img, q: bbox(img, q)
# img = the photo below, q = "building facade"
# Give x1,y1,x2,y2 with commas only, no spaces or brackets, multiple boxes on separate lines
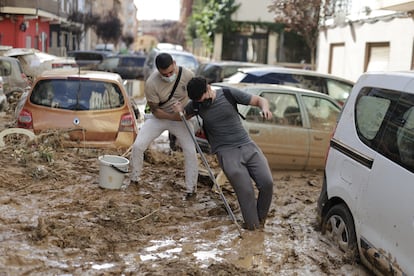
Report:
317,0,414,82
0,0,83,55
0,0,138,55
188,0,309,68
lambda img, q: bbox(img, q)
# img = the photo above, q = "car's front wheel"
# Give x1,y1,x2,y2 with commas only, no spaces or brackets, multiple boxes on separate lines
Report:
321,203,357,254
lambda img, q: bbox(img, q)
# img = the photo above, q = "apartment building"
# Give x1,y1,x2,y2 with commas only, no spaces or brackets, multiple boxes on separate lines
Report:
0,0,138,55
317,0,414,81
0,0,82,55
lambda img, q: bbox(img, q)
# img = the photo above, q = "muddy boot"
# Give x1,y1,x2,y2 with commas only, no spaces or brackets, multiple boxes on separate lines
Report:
242,220,265,231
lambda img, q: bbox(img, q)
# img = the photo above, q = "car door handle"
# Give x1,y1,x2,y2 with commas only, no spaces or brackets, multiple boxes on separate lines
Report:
313,136,324,141
249,129,260,134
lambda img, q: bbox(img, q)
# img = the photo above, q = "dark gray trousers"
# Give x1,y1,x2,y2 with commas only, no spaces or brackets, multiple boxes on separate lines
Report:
216,142,274,229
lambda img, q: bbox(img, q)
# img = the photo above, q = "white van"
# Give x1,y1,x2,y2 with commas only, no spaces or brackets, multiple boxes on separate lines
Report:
318,71,414,275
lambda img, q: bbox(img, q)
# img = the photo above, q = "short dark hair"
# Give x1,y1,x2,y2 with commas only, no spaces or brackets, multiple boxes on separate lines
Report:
187,77,207,101
155,53,173,70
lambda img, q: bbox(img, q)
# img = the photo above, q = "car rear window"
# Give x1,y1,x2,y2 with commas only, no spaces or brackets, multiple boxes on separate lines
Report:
119,57,145,67
30,79,124,111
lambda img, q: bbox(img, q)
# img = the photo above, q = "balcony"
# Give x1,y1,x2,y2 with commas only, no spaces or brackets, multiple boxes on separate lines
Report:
0,0,60,16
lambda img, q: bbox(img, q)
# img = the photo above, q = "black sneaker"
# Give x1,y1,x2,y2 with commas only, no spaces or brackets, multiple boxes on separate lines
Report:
183,192,196,201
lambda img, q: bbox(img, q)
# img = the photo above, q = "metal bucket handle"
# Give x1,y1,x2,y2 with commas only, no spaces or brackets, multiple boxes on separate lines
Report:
110,164,128,174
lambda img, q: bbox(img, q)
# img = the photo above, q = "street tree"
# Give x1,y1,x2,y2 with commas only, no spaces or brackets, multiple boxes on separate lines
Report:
268,0,331,66
189,0,240,53
96,11,123,47
159,21,186,47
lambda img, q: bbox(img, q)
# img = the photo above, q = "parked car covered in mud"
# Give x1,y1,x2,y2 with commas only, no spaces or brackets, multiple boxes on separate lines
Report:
318,71,414,275
226,67,354,105
196,83,342,170
196,60,268,84
15,69,140,149
67,50,113,70
3,48,77,82
96,54,146,80
0,56,30,95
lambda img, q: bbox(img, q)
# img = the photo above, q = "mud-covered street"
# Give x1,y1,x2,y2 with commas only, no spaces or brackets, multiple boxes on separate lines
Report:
0,111,371,275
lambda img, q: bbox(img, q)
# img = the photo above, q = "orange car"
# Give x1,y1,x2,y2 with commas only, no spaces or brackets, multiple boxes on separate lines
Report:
16,69,139,149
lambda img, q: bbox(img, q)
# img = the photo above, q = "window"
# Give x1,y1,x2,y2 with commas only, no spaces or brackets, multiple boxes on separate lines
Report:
356,95,390,140
292,75,323,93
246,92,302,126
397,107,414,168
122,57,145,67
355,87,414,172
198,64,221,83
256,73,300,85
302,96,340,130
326,79,352,104
365,42,390,72
327,0,352,18
30,80,124,110
102,57,119,69
171,54,198,72
0,60,11,76
329,43,345,77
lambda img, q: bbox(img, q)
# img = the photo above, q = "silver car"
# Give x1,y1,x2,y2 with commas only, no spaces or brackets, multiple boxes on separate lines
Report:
197,83,342,170
226,67,354,105
0,56,30,95
143,47,199,80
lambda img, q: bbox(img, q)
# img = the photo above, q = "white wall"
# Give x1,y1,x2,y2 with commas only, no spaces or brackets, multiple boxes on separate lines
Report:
232,0,274,22
317,16,414,82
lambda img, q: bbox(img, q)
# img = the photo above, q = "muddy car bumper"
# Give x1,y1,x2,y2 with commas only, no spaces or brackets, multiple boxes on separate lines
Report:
317,172,328,224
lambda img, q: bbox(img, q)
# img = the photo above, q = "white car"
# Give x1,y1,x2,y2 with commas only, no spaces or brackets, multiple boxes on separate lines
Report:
3,48,77,81
318,71,414,275
143,47,199,80
195,83,342,170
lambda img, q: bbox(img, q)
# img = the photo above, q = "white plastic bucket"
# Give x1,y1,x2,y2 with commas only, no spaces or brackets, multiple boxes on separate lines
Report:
98,155,129,189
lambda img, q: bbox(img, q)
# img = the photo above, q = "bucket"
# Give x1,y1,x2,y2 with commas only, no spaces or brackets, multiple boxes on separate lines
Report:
98,155,129,189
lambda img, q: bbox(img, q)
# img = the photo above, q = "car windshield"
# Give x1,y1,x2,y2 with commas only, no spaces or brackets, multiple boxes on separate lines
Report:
30,79,124,110
171,54,198,71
